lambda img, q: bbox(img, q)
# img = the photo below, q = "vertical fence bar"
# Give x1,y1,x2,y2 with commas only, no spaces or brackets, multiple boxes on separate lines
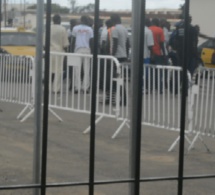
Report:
41,0,52,194
209,71,215,133
89,0,100,194
33,0,44,193
130,0,145,194
178,0,190,194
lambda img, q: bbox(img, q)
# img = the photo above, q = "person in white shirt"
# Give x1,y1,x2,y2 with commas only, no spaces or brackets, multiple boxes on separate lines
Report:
71,15,94,93
99,19,114,55
160,19,170,57
143,18,154,94
48,14,69,93
144,23,154,63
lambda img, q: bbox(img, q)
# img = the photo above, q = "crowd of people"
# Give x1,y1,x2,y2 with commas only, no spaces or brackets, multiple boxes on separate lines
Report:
48,13,200,101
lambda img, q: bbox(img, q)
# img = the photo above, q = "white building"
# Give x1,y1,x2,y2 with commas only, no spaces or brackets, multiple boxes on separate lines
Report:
190,0,215,42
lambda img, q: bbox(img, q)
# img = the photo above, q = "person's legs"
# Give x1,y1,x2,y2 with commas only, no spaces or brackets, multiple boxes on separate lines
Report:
153,55,164,93
118,58,127,106
52,55,63,93
82,57,91,91
74,49,84,91
143,58,150,93
74,65,81,91
80,48,91,91
69,66,73,90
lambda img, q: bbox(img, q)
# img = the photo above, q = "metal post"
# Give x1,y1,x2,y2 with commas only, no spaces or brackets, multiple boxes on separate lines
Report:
129,0,145,194
89,0,100,194
32,0,44,194
23,0,25,28
3,0,6,27
178,0,190,194
41,0,52,194
0,0,2,47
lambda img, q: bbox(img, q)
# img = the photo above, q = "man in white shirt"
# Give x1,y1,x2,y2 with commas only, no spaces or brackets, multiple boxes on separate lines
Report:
48,14,69,93
143,19,154,93
71,15,94,93
144,24,154,63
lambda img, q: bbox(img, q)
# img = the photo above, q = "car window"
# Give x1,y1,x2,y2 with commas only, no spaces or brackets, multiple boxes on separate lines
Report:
199,40,215,49
1,32,36,46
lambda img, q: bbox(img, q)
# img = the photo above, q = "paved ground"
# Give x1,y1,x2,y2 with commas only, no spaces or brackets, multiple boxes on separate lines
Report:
0,102,215,195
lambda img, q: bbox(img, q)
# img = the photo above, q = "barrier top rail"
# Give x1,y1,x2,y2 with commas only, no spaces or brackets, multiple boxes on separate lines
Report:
48,51,121,74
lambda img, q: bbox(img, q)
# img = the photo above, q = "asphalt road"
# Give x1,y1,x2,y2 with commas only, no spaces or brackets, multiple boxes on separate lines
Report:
0,102,215,195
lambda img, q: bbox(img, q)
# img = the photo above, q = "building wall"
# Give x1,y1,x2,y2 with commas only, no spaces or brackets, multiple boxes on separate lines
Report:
190,0,214,40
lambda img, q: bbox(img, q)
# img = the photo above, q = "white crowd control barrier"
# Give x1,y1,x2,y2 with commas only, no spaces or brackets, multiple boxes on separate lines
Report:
0,54,34,104
15,52,122,123
47,52,121,119
1,52,215,151
112,63,194,141
187,67,215,151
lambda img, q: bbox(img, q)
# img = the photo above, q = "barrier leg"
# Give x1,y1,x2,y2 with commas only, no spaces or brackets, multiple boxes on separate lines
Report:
111,119,129,139
17,104,33,119
198,135,211,153
168,136,180,152
18,105,63,122
168,135,192,152
188,132,211,152
187,133,199,151
20,108,35,122
83,115,104,134
48,107,63,122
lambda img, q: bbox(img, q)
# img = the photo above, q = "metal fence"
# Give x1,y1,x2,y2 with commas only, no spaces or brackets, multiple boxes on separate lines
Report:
0,54,34,105
1,52,214,151
1,52,215,194
0,0,215,195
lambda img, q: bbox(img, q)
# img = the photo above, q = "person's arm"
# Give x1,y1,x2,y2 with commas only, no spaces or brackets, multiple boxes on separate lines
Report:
101,40,106,54
90,38,94,54
126,38,130,58
112,38,118,56
147,30,154,59
64,47,68,52
148,46,153,58
160,29,166,56
160,42,166,56
71,36,76,53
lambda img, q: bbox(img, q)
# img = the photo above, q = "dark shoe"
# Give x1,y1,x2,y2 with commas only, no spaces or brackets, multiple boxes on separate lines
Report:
74,90,78,94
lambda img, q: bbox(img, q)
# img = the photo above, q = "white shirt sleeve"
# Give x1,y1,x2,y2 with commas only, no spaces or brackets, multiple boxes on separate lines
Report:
100,27,108,45
89,28,94,39
147,29,154,47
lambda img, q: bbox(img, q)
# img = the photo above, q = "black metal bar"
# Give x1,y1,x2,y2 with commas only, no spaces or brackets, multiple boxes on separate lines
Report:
0,184,41,190
0,0,2,47
130,0,145,194
178,0,190,194
41,0,52,194
89,0,100,194
2,173,215,191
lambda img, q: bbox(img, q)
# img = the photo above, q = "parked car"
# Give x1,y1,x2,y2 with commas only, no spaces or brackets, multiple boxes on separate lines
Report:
0,27,36,56
0,27,35,82
198,39,215,69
